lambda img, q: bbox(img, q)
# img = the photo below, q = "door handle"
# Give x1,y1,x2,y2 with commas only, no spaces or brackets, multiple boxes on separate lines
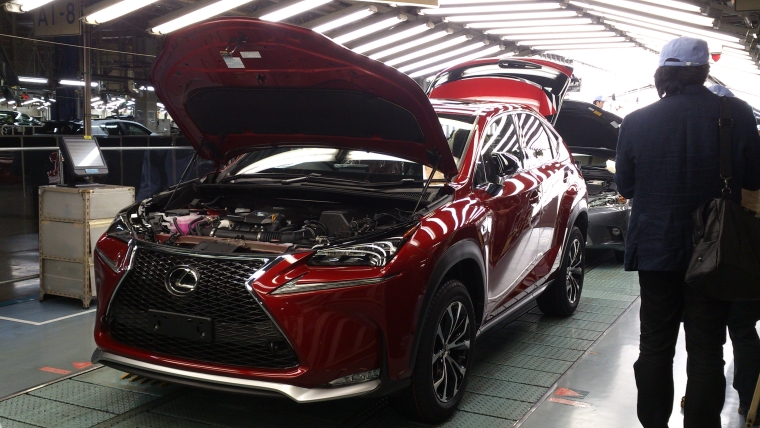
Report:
529,190,540,205
563,166,571,183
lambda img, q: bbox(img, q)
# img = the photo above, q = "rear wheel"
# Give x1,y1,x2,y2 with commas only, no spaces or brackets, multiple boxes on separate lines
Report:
398,279,475,423
537,226,585,316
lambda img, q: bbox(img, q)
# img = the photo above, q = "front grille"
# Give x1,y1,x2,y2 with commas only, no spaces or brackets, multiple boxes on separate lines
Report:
107,246,299,369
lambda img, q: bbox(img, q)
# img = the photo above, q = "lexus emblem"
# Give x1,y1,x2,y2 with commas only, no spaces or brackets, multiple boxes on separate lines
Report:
165,266,200,296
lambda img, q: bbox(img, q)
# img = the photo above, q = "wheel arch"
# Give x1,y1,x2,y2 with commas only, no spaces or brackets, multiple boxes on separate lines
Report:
408,239,485,370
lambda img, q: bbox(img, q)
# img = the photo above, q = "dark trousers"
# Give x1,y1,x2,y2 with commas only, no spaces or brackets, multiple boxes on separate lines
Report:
728,301,760,411
634,271,731,428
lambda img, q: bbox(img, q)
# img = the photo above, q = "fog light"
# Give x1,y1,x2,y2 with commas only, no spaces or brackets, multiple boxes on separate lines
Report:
611,227,622,236
328,369,380,387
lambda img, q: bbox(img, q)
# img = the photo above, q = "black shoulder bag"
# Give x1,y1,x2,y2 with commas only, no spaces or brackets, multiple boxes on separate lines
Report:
684,96,760,301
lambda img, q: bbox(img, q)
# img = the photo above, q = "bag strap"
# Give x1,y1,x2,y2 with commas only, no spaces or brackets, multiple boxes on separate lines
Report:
719,96,733,197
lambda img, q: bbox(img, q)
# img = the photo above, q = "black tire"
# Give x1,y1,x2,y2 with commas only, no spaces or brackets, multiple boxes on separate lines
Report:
397,279,475,423
537,226,585,316
614,250,625,263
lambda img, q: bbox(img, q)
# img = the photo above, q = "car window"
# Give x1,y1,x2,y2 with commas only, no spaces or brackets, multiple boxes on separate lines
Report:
517,113,553,168
125,123,150,135
99,122,123,136
475,114,523,185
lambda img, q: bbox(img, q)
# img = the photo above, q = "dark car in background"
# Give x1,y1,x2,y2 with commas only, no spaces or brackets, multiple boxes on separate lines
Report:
0,110,42,135
554,100,630,262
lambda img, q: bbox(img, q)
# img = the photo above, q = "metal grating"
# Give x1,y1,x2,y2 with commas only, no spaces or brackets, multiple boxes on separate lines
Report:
471,363,561,388
107,246,299,369
106,412,214,428
29,380,157,414
505,321,604,341
0,418,41,428
0,395,112,428
466,376,547,402
475,350,574,374
459,392,531,421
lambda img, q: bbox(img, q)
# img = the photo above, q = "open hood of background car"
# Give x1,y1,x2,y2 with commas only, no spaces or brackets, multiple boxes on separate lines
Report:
425,58,573,124
554,100,622,152
150,18,458,178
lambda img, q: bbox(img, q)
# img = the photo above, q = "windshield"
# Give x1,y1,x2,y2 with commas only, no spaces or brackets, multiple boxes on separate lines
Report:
229,114,476,183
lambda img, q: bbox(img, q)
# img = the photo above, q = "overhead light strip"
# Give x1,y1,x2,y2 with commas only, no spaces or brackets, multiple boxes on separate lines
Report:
312,8,376,33
386,35,470,66
409,45,503,78
502,31,618,40
570,1,739,42
466,17,593,29
18,76,48,84
260,0,332,22
85,0,159,24
517,36,627,46
490,25,607,35
369,31,448,60
421,3,561,15
636,0,701,12
352,23,432,54
398,42,484,73
537,42,637,50
333,16,405,44
601,17,745,49
583,0,712,26
446,11,578,22
150,0,254,35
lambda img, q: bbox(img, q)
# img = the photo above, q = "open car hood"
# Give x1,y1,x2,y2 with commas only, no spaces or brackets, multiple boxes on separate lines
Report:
150,18,457,178
554,100,622,152
426,58,573,123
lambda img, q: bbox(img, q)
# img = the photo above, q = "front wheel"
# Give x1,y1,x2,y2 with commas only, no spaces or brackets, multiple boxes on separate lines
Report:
537,226,585,316
398,279,475,423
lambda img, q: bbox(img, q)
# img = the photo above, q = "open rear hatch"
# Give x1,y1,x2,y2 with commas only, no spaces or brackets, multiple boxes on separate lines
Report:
425,58,573,123
150,18,458,178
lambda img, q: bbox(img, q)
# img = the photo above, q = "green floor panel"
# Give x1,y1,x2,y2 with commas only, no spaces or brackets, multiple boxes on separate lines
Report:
73,367,179,397
359,408,515,428
459,392,532,420
471,362,561,388
474,350,573,374
579,297,635,309
581,289,639,302
520,313,615,330
106,412,215,428
477,339,586,362
28,380,158,414
0,395,112,428
492,328,596,351
466,376,547,402
0,418,42,428
151,394,337,428
584,284,641,296
505,321,604,341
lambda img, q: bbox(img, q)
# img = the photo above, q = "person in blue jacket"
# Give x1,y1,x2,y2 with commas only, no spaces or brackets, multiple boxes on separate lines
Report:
615,37,760,428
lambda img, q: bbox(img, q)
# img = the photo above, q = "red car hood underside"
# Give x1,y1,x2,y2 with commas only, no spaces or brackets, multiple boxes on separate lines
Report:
150,18,458,177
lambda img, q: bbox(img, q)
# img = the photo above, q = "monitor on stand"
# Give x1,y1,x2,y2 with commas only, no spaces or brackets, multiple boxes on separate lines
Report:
59,136,109,186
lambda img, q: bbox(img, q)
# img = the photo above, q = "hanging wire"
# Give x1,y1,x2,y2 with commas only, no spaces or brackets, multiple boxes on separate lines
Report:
0,33,157,58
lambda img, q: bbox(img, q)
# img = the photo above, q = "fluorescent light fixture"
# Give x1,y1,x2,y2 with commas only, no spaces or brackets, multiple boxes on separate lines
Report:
582,0,713,26
7,100,16,104
139,85,155,91
60,80,99,87
572,2,739,42
90,96,100,101
636,0,701,12
18,76,48,84
399,42,484,73
491,25,607,35
352,24,431,54
312,8,376,33
536,42,637,50
85,0,159,24
467,18,593,29
150,0,253,34
601,17,745,49
12,0,55,12
333,16,405,45
447,11,577,22
422,3,560,15
369,31,448,60
503,31,618,40
440,0,547,3
260,0,332,22
157,102,165,108
0,98,5,103
21,99,36,105
409,45,502,78
386,35,469,66
518,36,627,46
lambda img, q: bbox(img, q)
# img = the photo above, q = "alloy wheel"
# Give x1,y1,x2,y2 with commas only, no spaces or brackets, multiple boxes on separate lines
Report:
431,301,471,403
565,238,583,304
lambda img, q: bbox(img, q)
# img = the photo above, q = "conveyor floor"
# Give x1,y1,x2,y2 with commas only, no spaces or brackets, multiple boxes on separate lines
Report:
4,255,731,428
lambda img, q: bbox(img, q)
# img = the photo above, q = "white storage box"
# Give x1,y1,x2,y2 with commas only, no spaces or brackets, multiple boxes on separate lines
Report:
39,185,134,308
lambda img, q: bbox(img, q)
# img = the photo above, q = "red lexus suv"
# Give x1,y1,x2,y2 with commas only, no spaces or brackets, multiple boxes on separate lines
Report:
92,18,588,423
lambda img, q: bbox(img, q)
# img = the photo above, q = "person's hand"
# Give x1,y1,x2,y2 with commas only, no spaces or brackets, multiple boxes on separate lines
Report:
606,159,616,174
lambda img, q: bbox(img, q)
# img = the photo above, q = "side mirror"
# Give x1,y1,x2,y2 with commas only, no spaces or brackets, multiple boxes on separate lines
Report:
489,153,520,177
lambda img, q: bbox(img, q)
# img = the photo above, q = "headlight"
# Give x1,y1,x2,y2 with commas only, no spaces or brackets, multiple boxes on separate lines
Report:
308,238,404,267
106,215,132,243
589,194,626,208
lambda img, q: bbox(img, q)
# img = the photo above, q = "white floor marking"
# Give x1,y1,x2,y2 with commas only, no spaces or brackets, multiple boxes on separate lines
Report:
0,309,96,326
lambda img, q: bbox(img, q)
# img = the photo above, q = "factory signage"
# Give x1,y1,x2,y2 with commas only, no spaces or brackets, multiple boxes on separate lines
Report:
34,0,81,37
355,0,438,6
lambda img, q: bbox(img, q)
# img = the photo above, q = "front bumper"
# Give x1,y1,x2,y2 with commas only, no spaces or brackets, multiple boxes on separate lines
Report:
92,349,380,402
586,205,628,251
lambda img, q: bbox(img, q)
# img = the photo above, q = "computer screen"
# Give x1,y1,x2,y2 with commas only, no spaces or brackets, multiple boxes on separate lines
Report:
60,136,108,184
65,139,106,168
